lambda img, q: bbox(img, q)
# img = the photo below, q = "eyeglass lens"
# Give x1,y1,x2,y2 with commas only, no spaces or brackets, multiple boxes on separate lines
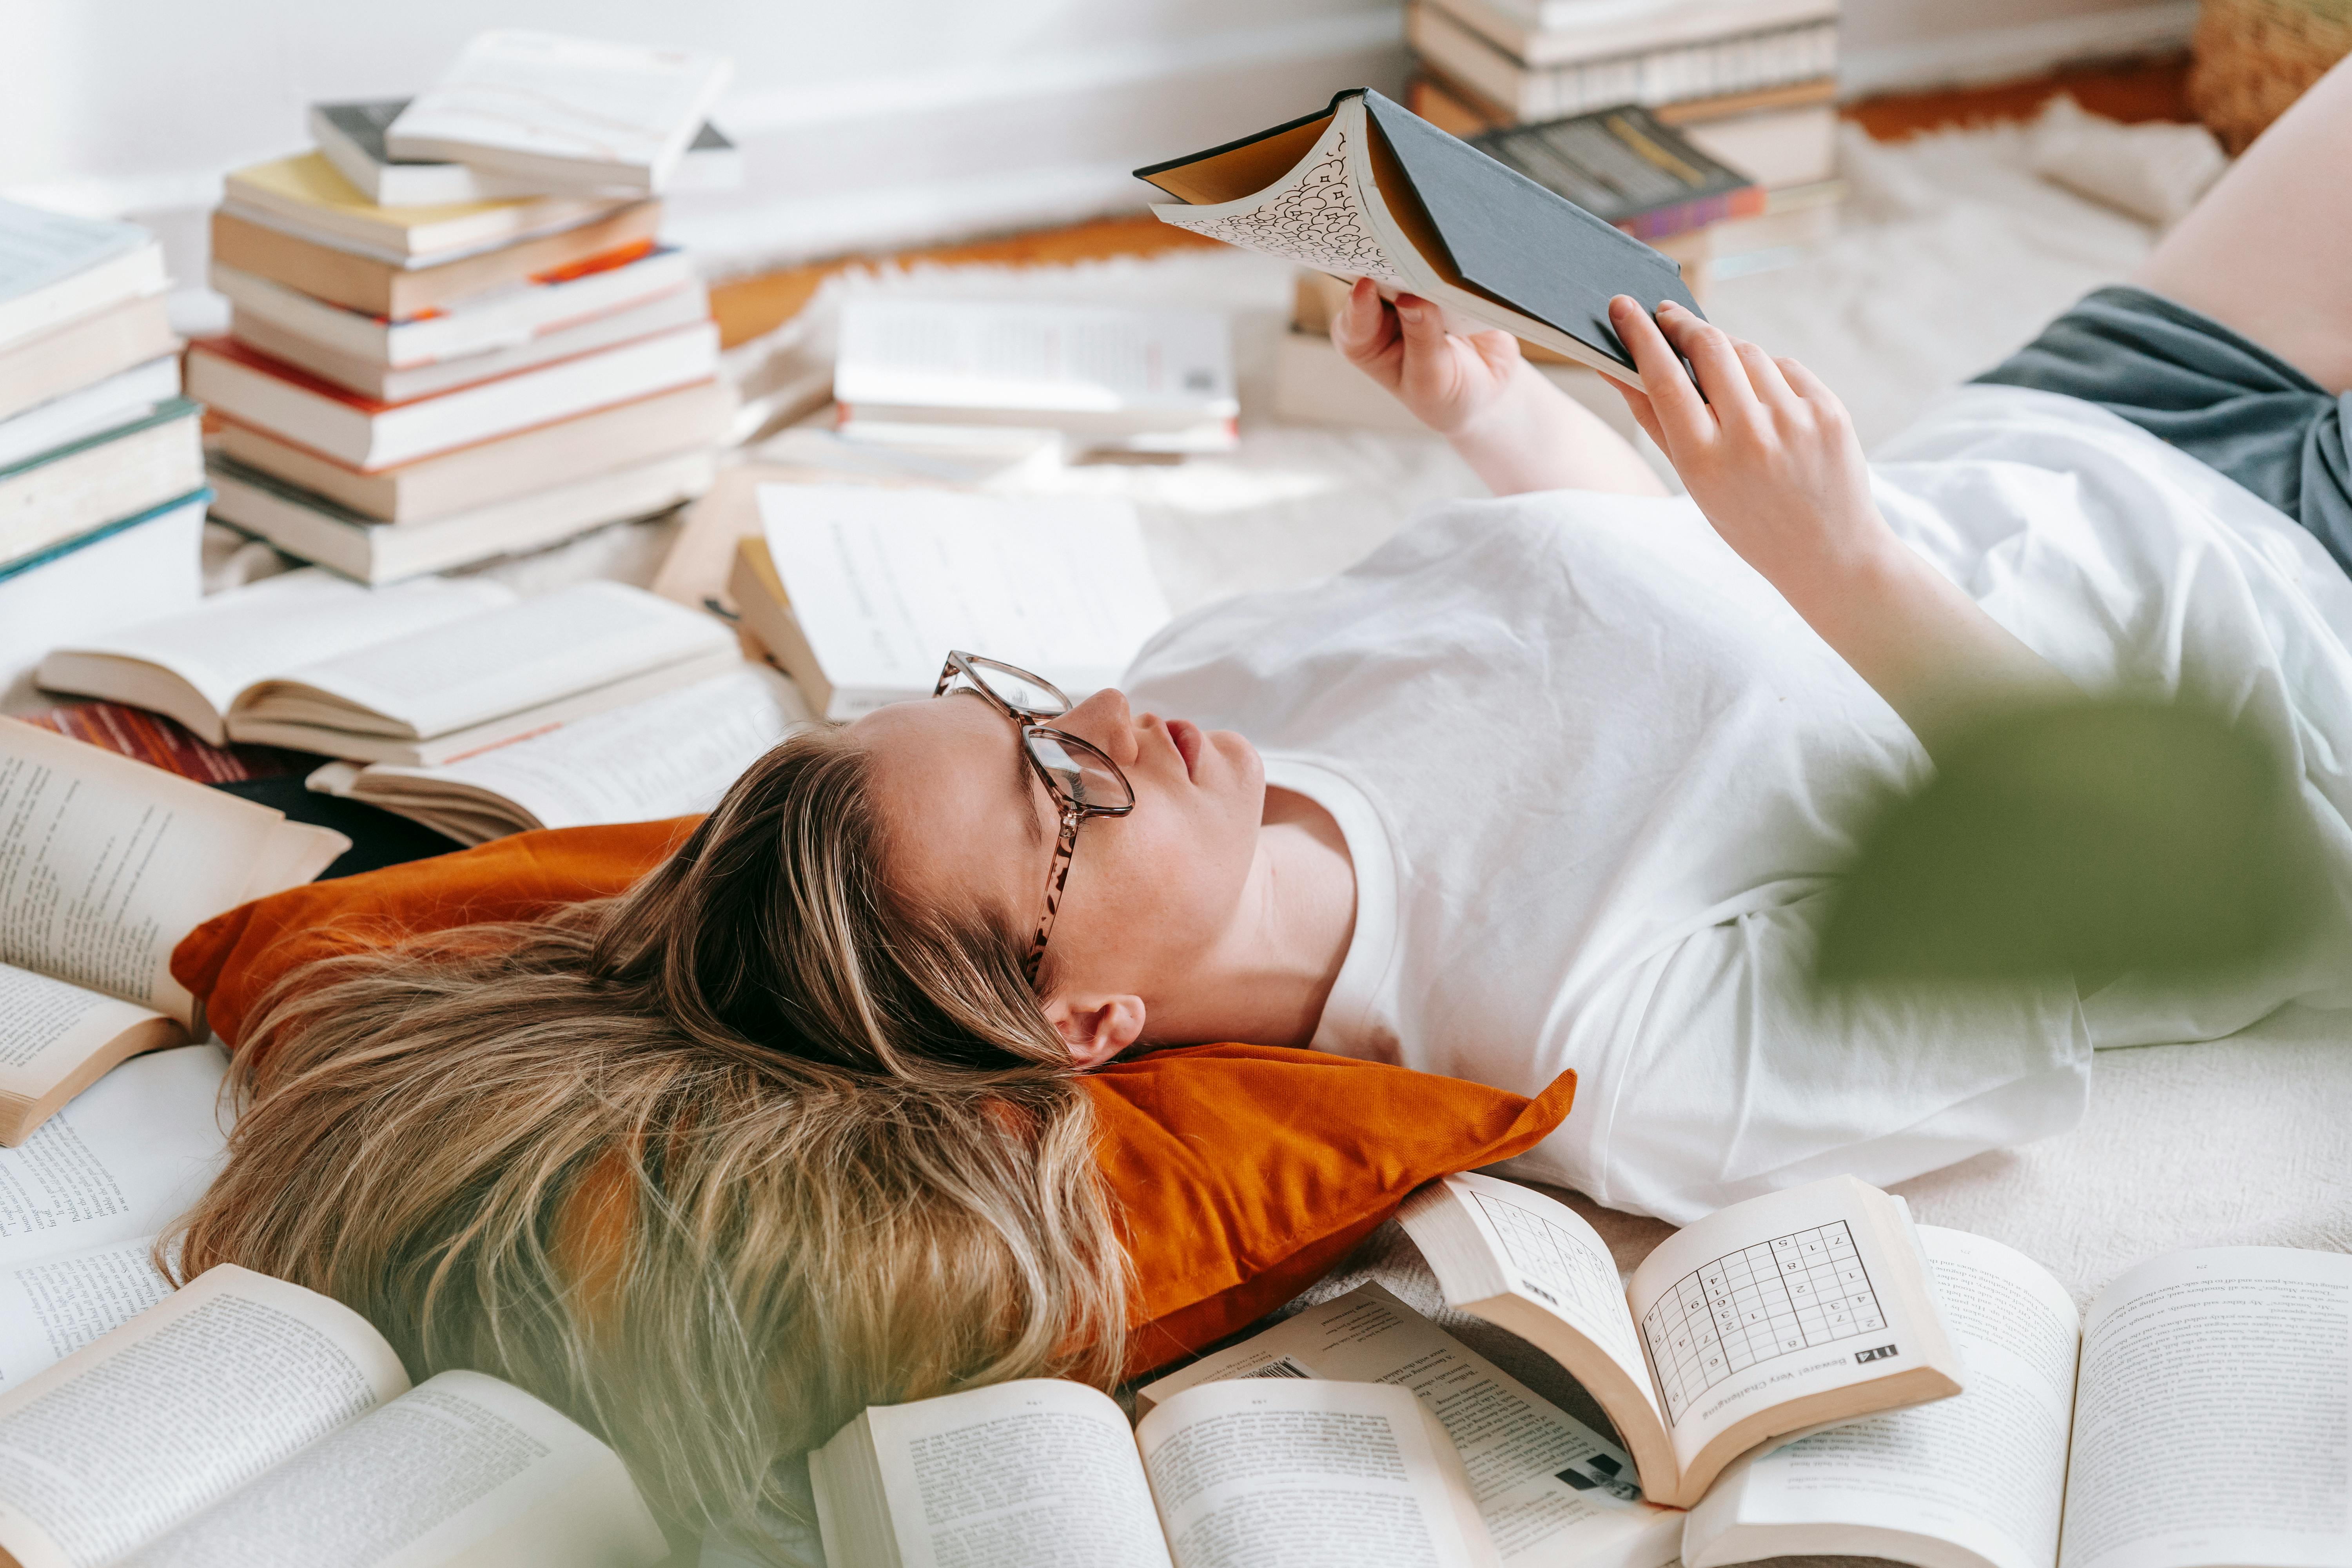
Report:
1025,732,1133,810
958,659,1066,717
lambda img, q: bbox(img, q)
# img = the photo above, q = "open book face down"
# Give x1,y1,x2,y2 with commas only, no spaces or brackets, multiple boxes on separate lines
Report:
1134,89,1702,381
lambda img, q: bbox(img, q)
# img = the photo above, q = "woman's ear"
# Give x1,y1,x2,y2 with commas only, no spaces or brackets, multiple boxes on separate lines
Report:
1039,992,1147,1069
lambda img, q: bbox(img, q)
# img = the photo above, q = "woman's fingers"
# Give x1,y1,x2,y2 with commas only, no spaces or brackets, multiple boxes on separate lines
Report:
1604,374,1668,453
1332,277,1392,358
1653,301,1766,430
1735,339,1798,407
1392,294,1452,361
1776,355,1851,429
1608,296,1710,451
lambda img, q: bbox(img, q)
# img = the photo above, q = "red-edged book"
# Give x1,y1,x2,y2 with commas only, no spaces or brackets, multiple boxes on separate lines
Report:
184,321,719,471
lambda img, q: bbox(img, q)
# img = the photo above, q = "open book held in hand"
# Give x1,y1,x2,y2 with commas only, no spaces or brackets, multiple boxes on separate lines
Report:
1399,1171,1962,1509
38,570,737,766
1135,88,1702,381
811,1374,1499,1567
0,723,345,1143
1687,1230,2352,1568
0,1264,667,1568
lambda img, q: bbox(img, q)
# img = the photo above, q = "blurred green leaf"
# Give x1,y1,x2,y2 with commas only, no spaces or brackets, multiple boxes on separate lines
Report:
1817,699,2322,986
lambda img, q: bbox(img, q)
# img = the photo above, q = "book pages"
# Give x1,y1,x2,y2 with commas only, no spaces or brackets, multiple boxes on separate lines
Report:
324,662,806,843
250,582,731,742
1139,1283,1674,1568
1149,103,1408,289
0,721,323,1022
1138,1378,1496,1568
0,1265,407,1568
2061,1247,2352,1568
0,1045,226,1272
864,1379,1172,1568
0,1235,171,1397
1685,1226,2080,1568
38,570,511,744
0,965,175,1106
120,1370,666,1568
757,484,1171,712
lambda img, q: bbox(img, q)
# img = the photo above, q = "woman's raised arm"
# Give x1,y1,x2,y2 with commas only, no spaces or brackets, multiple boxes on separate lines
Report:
1603,295,2076,758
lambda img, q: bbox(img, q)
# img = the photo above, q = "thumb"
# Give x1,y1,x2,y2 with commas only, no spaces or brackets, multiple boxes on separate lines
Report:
1393,294,1450,360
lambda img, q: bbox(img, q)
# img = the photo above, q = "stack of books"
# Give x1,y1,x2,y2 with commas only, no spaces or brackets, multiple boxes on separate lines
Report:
0,202,205,710
1405,0,1846,277
194,31,740,584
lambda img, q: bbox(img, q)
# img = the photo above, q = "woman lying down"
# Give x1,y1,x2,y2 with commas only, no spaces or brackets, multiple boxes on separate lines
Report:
178,62,2352,1537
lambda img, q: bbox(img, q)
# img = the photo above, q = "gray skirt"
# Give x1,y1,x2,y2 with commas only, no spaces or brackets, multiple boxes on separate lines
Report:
1973,285,2352,578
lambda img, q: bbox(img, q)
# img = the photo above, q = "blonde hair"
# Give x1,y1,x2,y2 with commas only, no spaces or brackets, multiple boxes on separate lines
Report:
169,728,1130,1541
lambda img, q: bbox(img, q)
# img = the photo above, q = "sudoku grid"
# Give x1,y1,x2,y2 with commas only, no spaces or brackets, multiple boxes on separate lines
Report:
1639,1222,1886,1423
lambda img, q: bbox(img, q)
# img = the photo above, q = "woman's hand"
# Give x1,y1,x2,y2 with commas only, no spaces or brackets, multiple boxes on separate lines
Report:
1602,293,2075,755
1328,277,1666,498
1331,277,1523,437
1602,295,1887,595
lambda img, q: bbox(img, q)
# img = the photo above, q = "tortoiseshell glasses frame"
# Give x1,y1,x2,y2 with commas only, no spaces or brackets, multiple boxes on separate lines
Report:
933,651,1136,985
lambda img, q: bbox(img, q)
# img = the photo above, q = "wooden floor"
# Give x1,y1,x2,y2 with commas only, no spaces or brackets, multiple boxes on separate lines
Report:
708,52,2195,350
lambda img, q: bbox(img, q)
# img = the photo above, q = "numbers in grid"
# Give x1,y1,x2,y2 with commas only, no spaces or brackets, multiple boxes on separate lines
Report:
1638,1222,1886,1425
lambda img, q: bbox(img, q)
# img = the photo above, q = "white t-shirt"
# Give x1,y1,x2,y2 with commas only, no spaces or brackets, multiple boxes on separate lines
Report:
1122,386,2352,1224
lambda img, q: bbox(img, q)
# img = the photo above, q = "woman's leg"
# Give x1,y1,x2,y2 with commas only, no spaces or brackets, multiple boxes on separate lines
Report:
2136,54,2352,392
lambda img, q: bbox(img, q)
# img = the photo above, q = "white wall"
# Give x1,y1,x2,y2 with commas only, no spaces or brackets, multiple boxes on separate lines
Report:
0,0,2197,309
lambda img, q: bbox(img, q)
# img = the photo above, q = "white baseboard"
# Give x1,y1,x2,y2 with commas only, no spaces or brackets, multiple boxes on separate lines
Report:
1841,1,2200,97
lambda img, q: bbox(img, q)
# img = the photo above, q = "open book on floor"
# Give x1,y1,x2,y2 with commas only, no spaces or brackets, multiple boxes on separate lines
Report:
1398,1171,1962,1509
1140,1282,1682,1568
307,662,811,844
0,1264,669,1568
0,1045,228,1396
37,569,736,765
1135,88,1702,380
812,1374,1499,1567
1685,1229,2352,1568
0,722,345,1142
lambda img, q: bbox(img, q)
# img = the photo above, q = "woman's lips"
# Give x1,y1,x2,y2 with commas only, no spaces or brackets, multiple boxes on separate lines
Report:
1167,719,1203,780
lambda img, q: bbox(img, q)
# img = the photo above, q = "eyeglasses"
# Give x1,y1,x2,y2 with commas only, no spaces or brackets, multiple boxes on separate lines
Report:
934,651,1136,985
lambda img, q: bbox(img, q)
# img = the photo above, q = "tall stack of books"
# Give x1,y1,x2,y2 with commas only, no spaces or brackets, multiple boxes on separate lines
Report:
1405,0,1845,277
0,202,205,710
193,31,739,584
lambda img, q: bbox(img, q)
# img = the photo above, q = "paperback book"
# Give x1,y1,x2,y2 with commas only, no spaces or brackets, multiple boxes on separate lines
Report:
0,200,166,354
314,97,739,204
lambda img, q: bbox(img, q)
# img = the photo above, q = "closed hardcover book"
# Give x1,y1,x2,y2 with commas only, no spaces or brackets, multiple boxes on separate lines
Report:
208,243,689,368
208,202,661,319
0,399,202,572
212,377,733,523
312,99,739,205
386,31,734,196
1472,105,1764,239
1408,4,1840,122
205,448,716,584
185,322,720,470
219,152,626,268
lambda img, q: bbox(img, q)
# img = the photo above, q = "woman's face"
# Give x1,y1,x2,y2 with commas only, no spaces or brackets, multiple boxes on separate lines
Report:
853,685,1267,1048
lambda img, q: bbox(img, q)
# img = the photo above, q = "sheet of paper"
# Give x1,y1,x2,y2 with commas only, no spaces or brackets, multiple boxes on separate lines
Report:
865,1379,1173,1568
124,1370,667,1568
0,723,320,1021
2060,1247,2352,1568
274,582,731,741
51,570,511,726
0,1265,407,1568
1138,1378,1494,1568
349,664,806,833
759,484,1171,705
1690,1226,2080,1568
0,1234,170,1395
0,1046,229,1272
1143,1283,1671,1567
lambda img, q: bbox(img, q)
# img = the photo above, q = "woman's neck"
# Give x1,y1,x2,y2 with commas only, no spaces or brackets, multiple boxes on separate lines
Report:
1147,787,1357,1050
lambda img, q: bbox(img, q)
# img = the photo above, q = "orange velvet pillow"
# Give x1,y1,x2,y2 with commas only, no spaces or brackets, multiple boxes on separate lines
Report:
171,822,1575,1373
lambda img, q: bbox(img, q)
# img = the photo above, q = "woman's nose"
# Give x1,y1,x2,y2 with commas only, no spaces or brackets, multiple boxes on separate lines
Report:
1060,687,1139,764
